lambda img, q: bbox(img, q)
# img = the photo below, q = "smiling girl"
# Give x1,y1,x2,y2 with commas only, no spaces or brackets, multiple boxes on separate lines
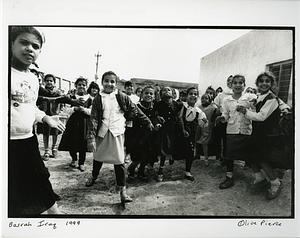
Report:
85,71,153,204
175,87,207,181
238,72,291,199
216,75,256,189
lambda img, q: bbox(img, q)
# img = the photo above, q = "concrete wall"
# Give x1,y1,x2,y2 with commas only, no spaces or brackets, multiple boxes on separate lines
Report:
199,30,293,93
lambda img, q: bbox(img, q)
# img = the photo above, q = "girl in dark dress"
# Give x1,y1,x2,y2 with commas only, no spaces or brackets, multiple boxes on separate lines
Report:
127,85,161,181
58,77,93,172
175,87,208,181
154,86,183,182
238,72,293,199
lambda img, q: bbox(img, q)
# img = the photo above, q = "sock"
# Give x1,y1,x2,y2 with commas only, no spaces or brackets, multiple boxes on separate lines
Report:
254,172,265,183
185,171,192,177
226,172,233,178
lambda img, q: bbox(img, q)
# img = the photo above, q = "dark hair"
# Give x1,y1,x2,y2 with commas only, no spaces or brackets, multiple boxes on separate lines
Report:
232,74,246,84
179,90,187,96
205,86,216,99
187,87,199,95
101,71,118,83
142,85,155,94
44,74,56,83
87,81,100,94
216,87,223,93
124,81,133,88
255,71,276,86
10,26,44,47
135,86,143,94
74,77,88,86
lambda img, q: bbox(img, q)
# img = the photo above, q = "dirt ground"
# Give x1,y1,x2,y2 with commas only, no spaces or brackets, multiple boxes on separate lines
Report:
41,135,292,217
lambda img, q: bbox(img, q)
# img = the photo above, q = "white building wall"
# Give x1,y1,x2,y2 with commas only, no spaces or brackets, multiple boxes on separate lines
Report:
199,30,293,93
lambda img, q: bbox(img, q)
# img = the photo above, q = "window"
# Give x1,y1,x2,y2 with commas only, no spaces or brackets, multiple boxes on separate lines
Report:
266,59,293,103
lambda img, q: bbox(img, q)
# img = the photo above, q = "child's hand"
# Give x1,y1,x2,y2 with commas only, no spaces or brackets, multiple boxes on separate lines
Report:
215,116,226,125
75,98,85,106
157,116,165,124
147,123,155,131
87,138,96,152
236,105,247,114
183,130,189,137
280,108,290,116
42,115,65,132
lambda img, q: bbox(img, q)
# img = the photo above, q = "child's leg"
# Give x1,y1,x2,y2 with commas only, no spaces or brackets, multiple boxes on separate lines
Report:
51,135,58,158
219,160,234,189
86,160,103,187
157,155,166,181
202,144,209,166
92,160,103,179
115,164,133,203
138,161,147,178
78,151,86,171
69,151,77,167
185,156,195,181
43,134,50,160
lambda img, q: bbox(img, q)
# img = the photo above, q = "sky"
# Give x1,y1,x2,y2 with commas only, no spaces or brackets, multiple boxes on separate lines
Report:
36,27,250,86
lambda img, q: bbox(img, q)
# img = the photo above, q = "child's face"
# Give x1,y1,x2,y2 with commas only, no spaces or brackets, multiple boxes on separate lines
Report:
161,87,173,98
187,89,198,105
227,77,233,88
142,88,154,103
257,76,272,94
75,80,87,95
125,85,134,95
102,74,117,93
205,89,215,99
11,33,41,68
232,77,245,94
90,88,99,97
201,95,210,106
136,88,142,97
44,77,55,89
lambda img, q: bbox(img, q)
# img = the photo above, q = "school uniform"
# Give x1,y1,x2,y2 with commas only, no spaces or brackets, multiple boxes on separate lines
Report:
87,90,152,186
130,101,160,166
197,103,221,156
58,94,92,165
222,93,256,164
154,100,183,157
9,67,59,216
245,91,293,169
175,102,207,172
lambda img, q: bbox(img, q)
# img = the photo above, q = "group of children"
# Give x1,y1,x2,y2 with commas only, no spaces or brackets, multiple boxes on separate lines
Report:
9,26,293,216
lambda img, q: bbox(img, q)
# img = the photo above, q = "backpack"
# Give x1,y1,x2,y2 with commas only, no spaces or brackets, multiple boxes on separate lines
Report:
278,109,293,138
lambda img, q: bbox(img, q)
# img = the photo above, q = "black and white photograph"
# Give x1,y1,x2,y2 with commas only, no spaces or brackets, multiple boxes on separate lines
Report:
1,0,299,237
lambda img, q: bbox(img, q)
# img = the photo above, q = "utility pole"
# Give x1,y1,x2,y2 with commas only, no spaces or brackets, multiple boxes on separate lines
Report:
95,51,101,81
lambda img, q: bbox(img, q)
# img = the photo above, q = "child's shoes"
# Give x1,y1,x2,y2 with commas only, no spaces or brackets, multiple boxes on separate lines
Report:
43,150,50,161
219,176,234,189
70,160,76,168
85,177,96,187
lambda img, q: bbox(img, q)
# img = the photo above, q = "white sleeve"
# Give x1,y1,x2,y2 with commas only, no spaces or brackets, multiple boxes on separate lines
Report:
214,94,221,107
245,98,278,121
221,100,229,121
